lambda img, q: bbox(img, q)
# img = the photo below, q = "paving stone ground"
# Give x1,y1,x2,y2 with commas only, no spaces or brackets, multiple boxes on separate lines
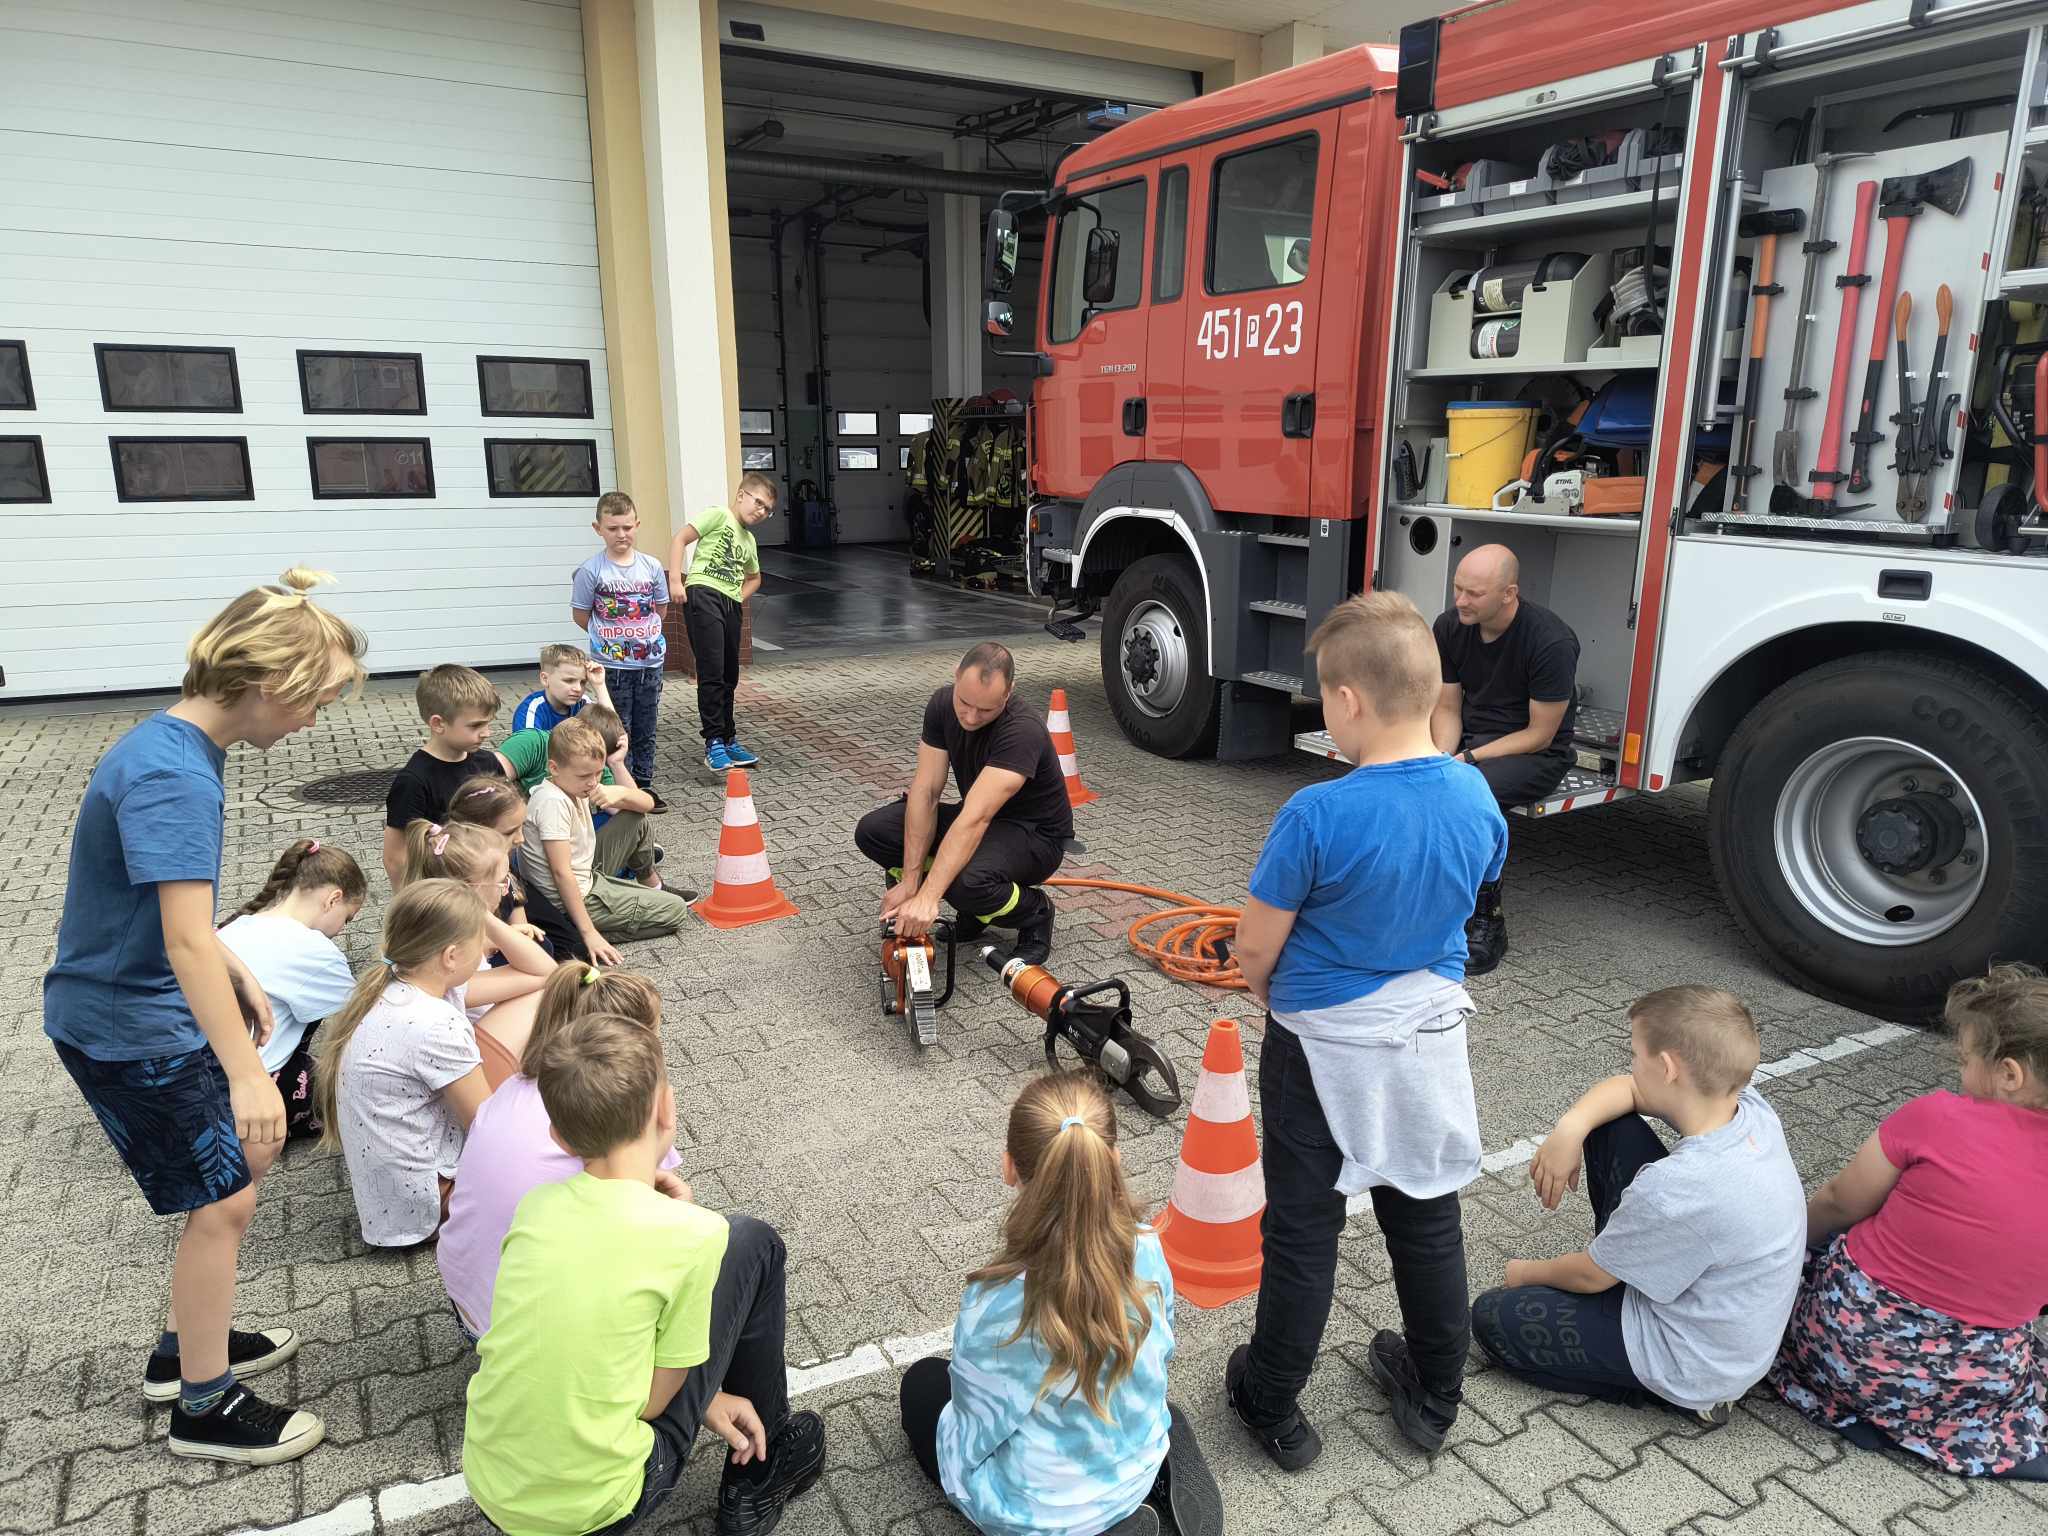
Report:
2,632,2042,1536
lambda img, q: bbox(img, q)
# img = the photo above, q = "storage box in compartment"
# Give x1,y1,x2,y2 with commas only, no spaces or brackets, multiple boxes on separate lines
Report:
1426,252,1611,370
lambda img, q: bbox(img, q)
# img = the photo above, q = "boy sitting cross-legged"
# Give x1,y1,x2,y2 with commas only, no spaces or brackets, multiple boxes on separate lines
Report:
462,1010,825,1535
521,717,691,966
1472,985,1808,1423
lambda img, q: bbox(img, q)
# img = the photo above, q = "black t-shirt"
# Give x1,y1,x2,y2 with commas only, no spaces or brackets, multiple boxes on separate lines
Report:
384,748,505,831
921,686,1074,840
1433,600,1579,753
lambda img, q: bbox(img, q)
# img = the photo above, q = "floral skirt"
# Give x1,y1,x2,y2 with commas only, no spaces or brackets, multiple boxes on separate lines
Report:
1770,1235,2047,1476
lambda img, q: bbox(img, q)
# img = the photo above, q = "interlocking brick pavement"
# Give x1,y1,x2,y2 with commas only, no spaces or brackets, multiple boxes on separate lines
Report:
0,633,2039,1535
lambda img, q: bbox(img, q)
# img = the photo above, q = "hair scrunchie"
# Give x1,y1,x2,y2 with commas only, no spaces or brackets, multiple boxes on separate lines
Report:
1059,1115,1086,1132
428,822,450,857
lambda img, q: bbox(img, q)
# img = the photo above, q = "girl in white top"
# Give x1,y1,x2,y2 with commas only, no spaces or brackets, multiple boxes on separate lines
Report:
313,880,492,1247
216,838,367,1141
401,819,551,1067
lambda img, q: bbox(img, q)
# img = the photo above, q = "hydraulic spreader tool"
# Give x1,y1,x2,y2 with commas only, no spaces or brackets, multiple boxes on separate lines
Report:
980,947,1184,1119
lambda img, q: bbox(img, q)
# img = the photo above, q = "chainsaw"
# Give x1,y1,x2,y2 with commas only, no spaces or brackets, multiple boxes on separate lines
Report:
980,948,1183,1118
880,918,956,1047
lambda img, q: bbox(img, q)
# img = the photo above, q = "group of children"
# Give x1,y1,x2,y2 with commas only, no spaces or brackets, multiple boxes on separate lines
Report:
38,551,2046,1533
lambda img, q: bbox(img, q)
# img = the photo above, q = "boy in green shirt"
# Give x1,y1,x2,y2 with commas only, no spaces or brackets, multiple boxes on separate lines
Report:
462,1011,823,1535
667,473,773,774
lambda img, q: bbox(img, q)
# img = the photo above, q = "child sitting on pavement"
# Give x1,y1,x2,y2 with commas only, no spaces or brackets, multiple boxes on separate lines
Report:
438,963,684,1341
217,839,368,1142
498,703,682,893
522,718,691,967
463,1010,824,1536
1228,592,1508,1465
400,820,553,1067
382,664,507,890
899,1071,1222,1536
666,473,772,773
313,880,493,1248
1473,985,1807,1423
1770,964,2048,1480
446,777,575,960
510,644,608,736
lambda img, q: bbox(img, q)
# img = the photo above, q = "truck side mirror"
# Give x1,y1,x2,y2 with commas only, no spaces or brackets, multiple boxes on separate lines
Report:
1285,237,1311,278
983,209,1018,297
1082,226,1121,305
984,300,1014,339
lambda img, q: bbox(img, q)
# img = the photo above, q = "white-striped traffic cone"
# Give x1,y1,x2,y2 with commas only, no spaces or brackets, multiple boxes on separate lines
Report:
1046,688,1098,807
1152,1019,1264,1307
690,769,799,928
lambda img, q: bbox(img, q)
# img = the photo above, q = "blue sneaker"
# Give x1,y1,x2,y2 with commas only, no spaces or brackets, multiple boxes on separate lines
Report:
724,740,761,768
705,739,733,772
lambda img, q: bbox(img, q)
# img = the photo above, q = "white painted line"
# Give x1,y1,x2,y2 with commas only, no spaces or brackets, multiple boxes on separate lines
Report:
378,1474,469,1525
751,637,784,651
883,1326,955,1364
230,1495,372,1536
786,1342,888,1397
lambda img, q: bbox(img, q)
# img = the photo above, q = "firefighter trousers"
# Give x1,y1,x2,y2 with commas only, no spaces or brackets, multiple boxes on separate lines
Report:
854,797,1066,926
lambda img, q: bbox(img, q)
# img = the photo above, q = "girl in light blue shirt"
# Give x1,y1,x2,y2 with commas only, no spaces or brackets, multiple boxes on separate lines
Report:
898,1071,1221,1536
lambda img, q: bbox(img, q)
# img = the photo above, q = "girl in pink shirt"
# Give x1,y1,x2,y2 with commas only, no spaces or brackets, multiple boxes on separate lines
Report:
437,963,686,1340
1772,964,2048,1480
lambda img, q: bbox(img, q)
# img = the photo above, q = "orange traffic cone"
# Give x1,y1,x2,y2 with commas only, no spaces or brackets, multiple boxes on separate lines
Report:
690,769,799,929
1152,1019,1264,1307
1047,688,1098,807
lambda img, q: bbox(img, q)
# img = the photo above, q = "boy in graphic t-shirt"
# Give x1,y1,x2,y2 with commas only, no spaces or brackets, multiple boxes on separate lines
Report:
668,473,772,774
574,493,670,811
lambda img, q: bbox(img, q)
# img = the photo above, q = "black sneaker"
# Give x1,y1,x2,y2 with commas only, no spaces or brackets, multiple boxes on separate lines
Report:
142,1328,300,1404
1464,879,1507,977
1366,1330,1461,1455
716,1408,825,1536
647,789,669,814
1009,888,1055,968
1160,1401,1225,1536
1101,1508,1160,1536
1225,1344,1322,1472
1693,1399,1736,1427
167,1384,324,1465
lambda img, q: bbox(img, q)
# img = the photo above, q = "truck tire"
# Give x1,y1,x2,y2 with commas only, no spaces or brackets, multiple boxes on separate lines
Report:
1707,652,2048,1021
1100,553,1221,759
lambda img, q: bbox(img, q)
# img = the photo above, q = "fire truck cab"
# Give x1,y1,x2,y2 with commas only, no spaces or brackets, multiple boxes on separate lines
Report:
989,0,2048,1020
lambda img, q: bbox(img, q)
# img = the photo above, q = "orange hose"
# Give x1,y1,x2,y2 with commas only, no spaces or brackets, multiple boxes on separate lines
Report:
1046,877,1246,990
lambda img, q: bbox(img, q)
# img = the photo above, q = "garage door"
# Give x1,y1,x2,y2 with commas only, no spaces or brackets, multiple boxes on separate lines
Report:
0,0,611,696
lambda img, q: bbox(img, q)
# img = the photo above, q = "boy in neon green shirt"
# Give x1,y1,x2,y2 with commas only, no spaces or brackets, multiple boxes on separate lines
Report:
462,1012,823,1535
667,473,773,774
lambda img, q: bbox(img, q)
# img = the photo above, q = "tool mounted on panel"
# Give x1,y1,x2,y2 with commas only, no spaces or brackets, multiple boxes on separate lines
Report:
1892,284,1956,524
1771,151,1868,508
1727,208,1803,514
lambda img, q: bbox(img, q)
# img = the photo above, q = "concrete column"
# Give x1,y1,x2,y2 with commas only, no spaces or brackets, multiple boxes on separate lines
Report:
1259,22,1325,76
929,139,985,400
635,0,741,534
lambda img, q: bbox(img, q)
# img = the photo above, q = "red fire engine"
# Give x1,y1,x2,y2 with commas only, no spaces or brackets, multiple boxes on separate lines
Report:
982,0,2048,1019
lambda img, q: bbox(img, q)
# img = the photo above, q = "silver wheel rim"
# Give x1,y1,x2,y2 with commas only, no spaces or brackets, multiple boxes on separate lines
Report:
1119,600,1190,719
1772,736,1987,946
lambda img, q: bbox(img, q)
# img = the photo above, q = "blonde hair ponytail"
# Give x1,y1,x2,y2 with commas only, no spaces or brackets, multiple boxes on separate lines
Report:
183,567,368,710
968,1071,1158,1418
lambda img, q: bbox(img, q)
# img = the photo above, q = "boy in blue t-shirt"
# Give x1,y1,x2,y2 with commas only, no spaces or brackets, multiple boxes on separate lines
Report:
509,642,611,736
1228,592,1508,1469
573,491,670,810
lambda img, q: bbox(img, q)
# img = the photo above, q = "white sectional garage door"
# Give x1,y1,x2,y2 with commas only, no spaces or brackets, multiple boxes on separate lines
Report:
0,0,610,695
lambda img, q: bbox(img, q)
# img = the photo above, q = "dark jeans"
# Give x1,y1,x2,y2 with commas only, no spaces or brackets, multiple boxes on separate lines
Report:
1471,1113,1668,1403
592,1214,791,1535
1240,1019,1471,1423
854,798,1066,925
683,586,743,746
1461,732,1571,807
605,664,664,789
520,877,587,963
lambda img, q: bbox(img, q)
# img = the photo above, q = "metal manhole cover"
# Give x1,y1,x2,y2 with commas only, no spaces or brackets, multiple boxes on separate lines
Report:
296,769,396,805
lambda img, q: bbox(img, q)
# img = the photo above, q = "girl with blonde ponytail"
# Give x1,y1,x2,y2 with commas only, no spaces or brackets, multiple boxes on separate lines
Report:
899,1072,1221,1536
43,568,365,1464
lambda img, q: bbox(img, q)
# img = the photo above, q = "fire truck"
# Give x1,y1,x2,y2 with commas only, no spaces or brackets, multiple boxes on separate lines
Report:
980,0,2048,1020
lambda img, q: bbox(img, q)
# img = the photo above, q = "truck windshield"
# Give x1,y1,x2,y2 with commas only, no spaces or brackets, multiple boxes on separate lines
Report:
1049,178,1148,343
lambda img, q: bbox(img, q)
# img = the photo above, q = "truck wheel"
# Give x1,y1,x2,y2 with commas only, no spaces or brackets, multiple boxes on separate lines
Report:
1708,652,2048,1021
1100,553,1221,759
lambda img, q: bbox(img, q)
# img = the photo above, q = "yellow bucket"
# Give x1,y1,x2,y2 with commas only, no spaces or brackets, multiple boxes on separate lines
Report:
1444,401,1537,509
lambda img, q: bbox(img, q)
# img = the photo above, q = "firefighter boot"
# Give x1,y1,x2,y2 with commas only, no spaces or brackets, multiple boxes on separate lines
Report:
1003,887,1056,967
1465,878,1507,976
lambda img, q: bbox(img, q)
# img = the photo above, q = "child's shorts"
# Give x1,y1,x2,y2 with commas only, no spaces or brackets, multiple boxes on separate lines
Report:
55,1041,252,1215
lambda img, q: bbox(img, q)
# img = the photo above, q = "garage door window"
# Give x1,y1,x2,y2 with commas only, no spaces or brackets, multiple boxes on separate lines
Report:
309,438,435,498
1049,178,1147,343
0,437,50,502
97,345,241,412
0,343,31,409
742,445,776,471
1207,135,1318,296
478,357,593,418
739,408,775,435
485,438,599,497
299,352,426,414
110,437,253,501
837,446,880,471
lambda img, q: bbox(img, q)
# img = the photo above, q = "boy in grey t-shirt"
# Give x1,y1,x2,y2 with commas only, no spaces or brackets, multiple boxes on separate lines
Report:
1471,986,1807,1419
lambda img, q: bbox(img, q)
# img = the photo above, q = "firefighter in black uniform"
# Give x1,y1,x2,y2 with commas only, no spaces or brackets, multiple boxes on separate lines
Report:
855,642,1070,964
